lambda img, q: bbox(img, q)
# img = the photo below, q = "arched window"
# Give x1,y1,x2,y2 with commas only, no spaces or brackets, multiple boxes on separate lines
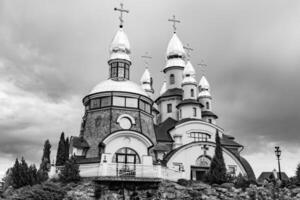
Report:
191,89,194,97
170,74,175,85
112,147,141,164
206,102,210,110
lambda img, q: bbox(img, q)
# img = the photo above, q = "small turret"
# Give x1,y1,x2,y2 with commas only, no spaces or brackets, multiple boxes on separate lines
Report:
177,61,202,120
198,75,218,124
140,68,154,98
159,81,167,95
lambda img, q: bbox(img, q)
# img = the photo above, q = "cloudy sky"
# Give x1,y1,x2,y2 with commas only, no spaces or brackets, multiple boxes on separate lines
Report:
0,0,300,179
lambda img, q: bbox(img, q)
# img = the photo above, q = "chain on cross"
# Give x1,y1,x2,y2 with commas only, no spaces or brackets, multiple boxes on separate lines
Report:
114,3,129,28
168,15,180,33
141,52,152,67
184,43,193,59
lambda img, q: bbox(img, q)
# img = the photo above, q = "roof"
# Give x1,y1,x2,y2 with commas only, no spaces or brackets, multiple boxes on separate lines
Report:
75,157,101,164
176,99,203,108
155,88,183,102
175,118,204,126
152,143,172,151
199,76,210,90
183,61,196,76
154,117,177,142
221,135,242,147
109,28,130,61
140,68,151,84
162,141,256,181
71,136,89,149
166,33,186,58
90,79,148,96
202,110,218,119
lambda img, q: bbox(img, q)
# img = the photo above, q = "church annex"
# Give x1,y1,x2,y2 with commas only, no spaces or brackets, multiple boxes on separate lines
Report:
63,4,255,182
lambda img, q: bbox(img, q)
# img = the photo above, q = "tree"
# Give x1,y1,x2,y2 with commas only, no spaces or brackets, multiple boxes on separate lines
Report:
38,140,52,182
206,131,227,184
65,137,69,162
28,164,38,185
59,156,80,183
40,139,51,172
56,132,66,166
296,163,300,184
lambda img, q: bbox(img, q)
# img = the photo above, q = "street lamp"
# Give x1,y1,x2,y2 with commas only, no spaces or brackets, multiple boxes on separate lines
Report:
274,146,282,180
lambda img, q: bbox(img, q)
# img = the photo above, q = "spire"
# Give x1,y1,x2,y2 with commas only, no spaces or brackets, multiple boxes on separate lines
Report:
183,61,196,77
159,81,167,95
166,34,186,59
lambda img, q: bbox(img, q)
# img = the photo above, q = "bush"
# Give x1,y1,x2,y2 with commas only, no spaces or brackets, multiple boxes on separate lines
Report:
59,157,80,183
234,173,251,191
177,179,190,186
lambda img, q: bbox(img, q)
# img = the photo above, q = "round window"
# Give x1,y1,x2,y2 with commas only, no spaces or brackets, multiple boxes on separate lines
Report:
119,117,132,129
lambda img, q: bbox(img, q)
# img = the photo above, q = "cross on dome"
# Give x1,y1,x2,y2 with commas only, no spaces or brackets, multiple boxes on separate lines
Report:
141,52,152,67
168,15,180,33
197,60,207,75
114,3,129,28
184,43,193,59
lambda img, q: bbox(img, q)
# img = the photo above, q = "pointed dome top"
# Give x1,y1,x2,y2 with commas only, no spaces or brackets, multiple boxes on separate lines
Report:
159,81,167,95
198,90,211,98
109,28,131,61
140,68,151,84
183,61,196,77
199,76,210,90
166,33,186,58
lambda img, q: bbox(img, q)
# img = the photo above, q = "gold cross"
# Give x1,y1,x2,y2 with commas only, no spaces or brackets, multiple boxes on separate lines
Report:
168,15,180,33
184,43,193,59
114,3,129,28
141,52,152,67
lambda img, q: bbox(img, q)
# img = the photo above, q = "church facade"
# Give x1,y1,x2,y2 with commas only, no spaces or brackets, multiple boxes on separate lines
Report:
65,9,255,181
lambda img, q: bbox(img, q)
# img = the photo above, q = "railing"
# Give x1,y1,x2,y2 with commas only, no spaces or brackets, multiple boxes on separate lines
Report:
52,163,184,181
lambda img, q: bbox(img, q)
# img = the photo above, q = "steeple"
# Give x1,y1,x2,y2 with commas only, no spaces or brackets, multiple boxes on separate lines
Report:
108,3,131,81
199,76,210,92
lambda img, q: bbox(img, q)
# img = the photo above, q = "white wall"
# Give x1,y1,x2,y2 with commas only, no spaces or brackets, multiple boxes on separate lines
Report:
166,142,246,179
165,68,183,89
159,98,181,122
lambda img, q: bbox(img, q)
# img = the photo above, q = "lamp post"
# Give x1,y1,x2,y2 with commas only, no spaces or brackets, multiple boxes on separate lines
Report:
274,146,282,180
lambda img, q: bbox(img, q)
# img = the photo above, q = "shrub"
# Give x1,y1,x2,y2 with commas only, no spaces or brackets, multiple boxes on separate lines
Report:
177,179,190,186
59,157,80,183
234,173,251,191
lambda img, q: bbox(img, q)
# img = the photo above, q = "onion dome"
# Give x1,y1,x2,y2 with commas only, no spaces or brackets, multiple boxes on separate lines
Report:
90,79,148,96
109,28,131,61
166,34,186,58
140,68,151,84
159,81,167,95
183,61,196,77
199,76,210,91
164,34,186,70
182,61,197,85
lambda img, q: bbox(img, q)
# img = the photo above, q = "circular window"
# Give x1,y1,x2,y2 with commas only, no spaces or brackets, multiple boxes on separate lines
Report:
119,117,132,129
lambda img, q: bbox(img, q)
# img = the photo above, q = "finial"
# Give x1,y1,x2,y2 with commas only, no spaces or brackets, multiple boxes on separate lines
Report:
141,52,152,68
183,43,193,59
168,15,180,33
114,3,129,28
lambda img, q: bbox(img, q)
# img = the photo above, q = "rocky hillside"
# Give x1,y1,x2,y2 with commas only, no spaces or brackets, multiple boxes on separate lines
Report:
2,179,300,200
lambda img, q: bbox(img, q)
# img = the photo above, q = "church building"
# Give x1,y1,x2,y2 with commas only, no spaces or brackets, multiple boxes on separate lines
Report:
64,4,255,182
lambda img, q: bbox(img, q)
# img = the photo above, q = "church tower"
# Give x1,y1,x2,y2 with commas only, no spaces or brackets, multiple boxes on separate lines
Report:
155,16,186,123
198,76,218,124
177,61,202,119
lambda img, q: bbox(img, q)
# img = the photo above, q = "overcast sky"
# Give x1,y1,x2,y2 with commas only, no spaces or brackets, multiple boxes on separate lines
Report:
0,0,300,178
